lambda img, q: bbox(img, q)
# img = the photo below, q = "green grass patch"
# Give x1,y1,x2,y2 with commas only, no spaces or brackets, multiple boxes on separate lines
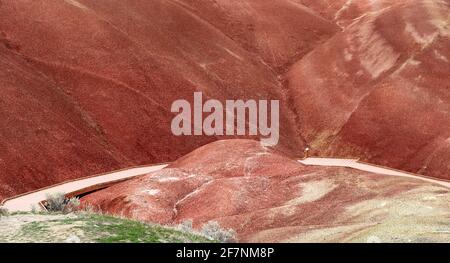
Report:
16,213,212,243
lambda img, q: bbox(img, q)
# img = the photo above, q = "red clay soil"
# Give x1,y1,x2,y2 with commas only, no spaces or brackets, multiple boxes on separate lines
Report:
0,0,340,199
297,0,416,27
285,0,450,179
0,0,449,199
172,0,339,72
81,140,450,242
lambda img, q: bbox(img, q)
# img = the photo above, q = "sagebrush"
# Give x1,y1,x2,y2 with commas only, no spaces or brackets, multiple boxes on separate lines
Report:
0,206,8,217
177,219,194,232
201,221,236,243
45,192,80,213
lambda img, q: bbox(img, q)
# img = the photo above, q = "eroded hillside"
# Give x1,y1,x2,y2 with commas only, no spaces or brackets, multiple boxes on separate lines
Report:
0,0,449,200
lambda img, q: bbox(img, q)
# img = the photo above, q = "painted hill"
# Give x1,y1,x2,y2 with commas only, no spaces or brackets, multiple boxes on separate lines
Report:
81,139,450,242
0,0,449,201
286,0,450,179
0,0,338,199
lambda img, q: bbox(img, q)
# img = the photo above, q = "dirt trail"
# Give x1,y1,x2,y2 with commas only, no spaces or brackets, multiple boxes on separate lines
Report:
0,214,81,243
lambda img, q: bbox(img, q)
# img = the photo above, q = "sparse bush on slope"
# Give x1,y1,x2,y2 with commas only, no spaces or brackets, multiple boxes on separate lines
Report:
175,220,237,242
177,219,194,232
0,206,8,217
45,192,80,213
201,221,236,243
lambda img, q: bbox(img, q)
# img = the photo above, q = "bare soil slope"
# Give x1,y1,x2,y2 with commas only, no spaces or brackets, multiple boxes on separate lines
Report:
286,0,450,179
0,0,339,198
81,140,450,242
0,0,449,199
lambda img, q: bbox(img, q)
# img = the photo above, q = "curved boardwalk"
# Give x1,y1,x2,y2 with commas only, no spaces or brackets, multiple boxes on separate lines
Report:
3,158,449,212
299,158,450,188
2,164,168,212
